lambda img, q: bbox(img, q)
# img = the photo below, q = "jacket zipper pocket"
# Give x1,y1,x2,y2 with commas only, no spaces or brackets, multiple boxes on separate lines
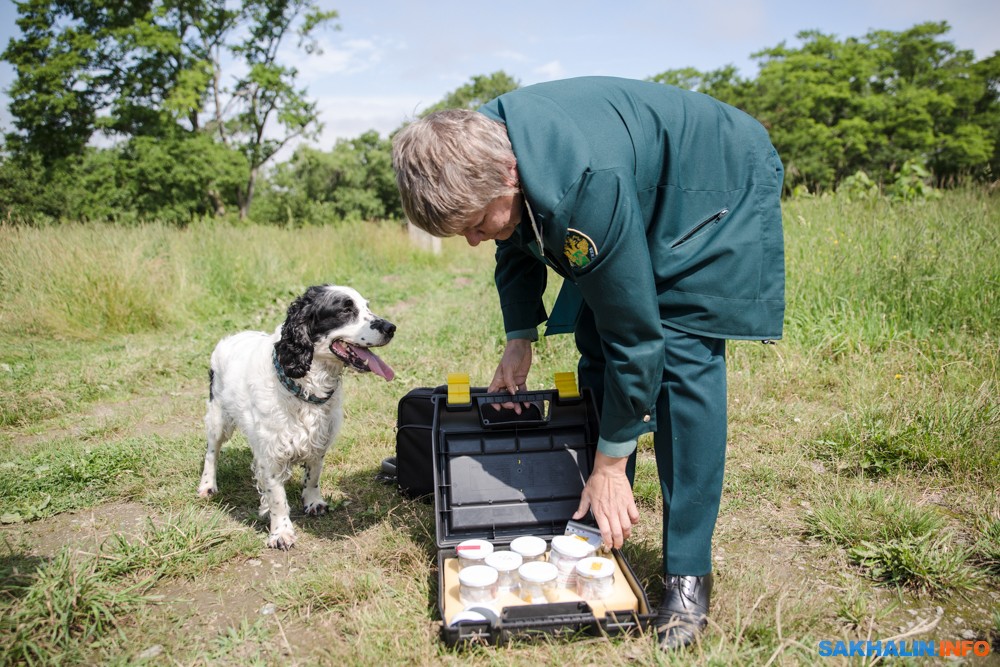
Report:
670,208,729,248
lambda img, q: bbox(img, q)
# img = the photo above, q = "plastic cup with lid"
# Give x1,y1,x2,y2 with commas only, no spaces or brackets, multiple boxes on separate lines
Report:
517,560,558,604
458,564,499,608
448,609,488,626
455,538,494,569
574,556,616,599
484,550,523,593
509,535,547,563
549,534,596,588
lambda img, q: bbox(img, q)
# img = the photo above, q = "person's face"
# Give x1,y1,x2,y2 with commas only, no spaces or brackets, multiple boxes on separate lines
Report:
458,162,522,247
459,192,522,247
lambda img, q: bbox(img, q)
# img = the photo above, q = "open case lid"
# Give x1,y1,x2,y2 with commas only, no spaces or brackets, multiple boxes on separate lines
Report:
431,374,601,548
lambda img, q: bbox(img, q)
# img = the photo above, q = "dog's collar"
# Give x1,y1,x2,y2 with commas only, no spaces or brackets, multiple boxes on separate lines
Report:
272,348,336,404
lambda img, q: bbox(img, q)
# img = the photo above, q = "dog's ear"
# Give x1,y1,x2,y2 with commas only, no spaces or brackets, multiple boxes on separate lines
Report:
275,289,317,379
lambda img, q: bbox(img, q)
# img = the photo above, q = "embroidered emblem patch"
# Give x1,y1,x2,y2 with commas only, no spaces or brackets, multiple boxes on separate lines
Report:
564,229,597,269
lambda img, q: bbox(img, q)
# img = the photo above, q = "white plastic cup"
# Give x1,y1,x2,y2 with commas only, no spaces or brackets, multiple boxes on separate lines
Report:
510,535,547,563
549,535,596,588
574,556,616,599
517,560,558,604
458,564,499,609
484,550,523,593
449,610,488,626
456,539,494,570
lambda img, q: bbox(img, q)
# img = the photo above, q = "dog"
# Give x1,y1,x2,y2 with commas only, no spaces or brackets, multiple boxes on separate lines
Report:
198,285,395,549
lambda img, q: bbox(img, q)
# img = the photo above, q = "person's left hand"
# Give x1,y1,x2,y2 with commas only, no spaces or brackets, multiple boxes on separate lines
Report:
572,451,640,549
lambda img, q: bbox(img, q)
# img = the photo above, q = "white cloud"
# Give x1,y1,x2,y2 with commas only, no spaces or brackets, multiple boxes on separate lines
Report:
285,35,392,82
493,50,529,63
313,93,426,143
267,92,422,162
692,0,767,41
532,60,566,81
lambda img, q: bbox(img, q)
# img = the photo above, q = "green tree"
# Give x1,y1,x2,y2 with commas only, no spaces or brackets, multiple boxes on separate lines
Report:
419,70,520,116
254,131,401,225
0,135,246,224
970,52,1000,178
118,133,248,222
863,22,990,183
2,0,337,220
647,64,750,104
251,71,521,226
3,0,124,166
648,22,999,192
212,0,339,217
0,149,68,221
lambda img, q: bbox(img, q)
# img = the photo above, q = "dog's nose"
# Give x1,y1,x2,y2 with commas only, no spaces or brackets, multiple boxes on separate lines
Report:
374,319,396,337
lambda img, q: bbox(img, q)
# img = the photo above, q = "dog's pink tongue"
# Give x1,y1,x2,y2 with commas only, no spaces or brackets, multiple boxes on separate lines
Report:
355,346,395,381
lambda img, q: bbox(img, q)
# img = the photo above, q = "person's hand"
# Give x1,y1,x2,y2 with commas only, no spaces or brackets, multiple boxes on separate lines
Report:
573,451,640,549
487,338,532,413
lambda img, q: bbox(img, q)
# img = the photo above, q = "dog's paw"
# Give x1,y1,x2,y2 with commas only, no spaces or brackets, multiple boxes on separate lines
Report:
197,483,217,498
303,500,328,516
301,488,327,515
266,529,297,550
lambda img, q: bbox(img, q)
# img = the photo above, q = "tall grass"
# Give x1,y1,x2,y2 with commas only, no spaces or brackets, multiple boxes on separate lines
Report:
0,219,467,427
783,190,999,483
0,219,444,339
5,191,994,349
783,189,999,351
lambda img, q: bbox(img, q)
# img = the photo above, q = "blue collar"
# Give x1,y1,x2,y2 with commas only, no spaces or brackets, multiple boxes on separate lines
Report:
272,348,335,404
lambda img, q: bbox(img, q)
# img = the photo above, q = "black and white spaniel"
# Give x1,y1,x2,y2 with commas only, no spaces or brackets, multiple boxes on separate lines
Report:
198,285,395,549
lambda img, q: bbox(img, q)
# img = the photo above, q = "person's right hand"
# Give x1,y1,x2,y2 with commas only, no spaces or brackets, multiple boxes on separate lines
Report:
573,451,640,549
488,338,532,412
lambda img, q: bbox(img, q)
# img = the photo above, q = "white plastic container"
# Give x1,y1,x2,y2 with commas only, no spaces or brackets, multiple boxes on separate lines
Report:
517,561,558,604
548,535,596,588
448,610,488,626
455,539,494,570
574,556,616,600
458,565,499,609
484,550,523,593
510,535,547,563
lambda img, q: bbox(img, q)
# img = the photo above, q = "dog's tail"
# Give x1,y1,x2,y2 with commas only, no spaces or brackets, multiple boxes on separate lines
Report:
208,368,216,402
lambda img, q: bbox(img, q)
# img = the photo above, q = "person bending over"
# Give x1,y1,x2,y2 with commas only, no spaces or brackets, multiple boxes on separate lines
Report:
392,76,785,650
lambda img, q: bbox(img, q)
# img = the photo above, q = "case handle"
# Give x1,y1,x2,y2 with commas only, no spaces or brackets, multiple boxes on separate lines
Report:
476,392,549,428
500,601,596,623
445,371,581,411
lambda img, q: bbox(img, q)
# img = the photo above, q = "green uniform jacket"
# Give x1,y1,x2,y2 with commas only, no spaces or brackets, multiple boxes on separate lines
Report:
479,77,785,444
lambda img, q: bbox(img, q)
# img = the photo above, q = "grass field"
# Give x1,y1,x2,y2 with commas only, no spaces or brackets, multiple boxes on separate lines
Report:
0,190,998,665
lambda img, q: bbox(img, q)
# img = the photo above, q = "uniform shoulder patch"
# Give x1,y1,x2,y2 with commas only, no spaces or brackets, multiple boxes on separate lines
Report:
564,229,598,269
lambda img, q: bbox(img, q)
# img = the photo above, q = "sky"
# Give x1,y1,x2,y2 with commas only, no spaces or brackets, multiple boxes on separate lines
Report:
1,0,998,155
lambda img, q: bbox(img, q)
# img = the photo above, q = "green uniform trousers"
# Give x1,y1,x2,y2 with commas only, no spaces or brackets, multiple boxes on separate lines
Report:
575,305,727,576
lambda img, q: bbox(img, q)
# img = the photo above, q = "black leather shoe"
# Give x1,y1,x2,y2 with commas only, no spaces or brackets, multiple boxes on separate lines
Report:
654,573,713,650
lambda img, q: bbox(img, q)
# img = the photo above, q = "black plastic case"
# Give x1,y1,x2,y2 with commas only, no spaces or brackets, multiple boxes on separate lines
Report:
430,383,653,646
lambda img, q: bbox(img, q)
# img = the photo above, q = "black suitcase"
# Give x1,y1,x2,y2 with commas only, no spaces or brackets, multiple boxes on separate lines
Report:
394,385,445,499
428,373,653,646
394,383,546,499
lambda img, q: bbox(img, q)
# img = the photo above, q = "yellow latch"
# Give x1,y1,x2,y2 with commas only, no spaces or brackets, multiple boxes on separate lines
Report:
554,371,579,399
447,372,471,405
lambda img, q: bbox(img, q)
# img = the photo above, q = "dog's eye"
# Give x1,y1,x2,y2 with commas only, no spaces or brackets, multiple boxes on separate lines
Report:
326,304,356,319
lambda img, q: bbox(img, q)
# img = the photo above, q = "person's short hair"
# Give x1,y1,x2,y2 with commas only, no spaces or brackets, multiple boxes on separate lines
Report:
392,109,517,237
